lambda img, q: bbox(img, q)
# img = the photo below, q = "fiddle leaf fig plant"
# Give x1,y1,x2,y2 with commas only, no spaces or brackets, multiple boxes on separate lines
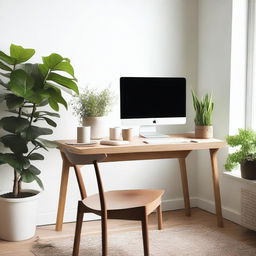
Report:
0,44,79,198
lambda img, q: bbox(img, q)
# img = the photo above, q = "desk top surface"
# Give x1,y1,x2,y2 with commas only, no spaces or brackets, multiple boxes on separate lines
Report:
56,134,226,155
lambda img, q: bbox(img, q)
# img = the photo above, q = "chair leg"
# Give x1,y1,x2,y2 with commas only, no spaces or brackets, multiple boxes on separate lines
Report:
157,204,163,230
141,213,149,256
101,214,108,256
73,203,84,256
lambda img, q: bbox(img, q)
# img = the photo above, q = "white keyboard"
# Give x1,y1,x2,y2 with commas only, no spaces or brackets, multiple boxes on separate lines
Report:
143,138,191,144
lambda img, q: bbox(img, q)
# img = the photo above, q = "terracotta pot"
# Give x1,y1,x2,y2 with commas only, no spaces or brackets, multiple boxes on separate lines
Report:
240,160,256,180
195,125,213,139
82,116,107,140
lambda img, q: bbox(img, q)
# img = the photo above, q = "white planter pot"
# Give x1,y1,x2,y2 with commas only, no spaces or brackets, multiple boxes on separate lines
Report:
83,116,107,139
0,189,41,241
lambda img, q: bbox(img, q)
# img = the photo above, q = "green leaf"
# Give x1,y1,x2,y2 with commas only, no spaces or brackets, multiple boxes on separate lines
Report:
38,138,57,148
9,69,34,98
0,116,30,133
53,61,74,77
0,51,15,65
27,164,41,175
48,98,59,111
10,44,35,64
0,72,10,78
42,117,57,127
21,126,53,141
38,63,49,77
31,139,48,151
47,72,78,94
28,153,44,160
0,61,12,71
34,111,60,118
21,170,34,183
42,53,63,69
0,135,28,153
0,153,30,169
45,86,68,109
0,78,8,88
34,176,44,190
5,94,24,109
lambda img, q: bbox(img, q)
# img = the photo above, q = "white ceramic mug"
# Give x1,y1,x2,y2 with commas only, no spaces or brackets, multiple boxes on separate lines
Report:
77,126,91,143
109,127,121,140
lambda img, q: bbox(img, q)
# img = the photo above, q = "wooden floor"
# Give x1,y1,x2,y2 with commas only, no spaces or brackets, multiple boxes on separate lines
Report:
0,208,256,256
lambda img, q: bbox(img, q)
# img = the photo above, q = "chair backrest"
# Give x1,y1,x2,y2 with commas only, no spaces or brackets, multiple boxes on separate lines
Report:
62,149,107,215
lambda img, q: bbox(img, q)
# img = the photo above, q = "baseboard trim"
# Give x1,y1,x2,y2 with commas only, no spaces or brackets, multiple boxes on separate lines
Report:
37,197,241,226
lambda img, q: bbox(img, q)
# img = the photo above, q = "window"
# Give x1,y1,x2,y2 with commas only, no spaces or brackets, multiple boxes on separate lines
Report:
246,0,256,130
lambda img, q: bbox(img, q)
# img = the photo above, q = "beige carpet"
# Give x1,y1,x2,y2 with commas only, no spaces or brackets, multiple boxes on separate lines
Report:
32,224,256,256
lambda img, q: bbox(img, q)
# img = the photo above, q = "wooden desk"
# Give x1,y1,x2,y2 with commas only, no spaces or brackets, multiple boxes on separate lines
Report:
55,135,226,231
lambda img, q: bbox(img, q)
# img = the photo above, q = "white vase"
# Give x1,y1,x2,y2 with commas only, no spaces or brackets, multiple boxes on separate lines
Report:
82,116,107,139
0,189,41,241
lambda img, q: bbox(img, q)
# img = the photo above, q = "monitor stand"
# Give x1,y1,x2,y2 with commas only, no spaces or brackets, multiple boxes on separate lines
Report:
139,126,169,138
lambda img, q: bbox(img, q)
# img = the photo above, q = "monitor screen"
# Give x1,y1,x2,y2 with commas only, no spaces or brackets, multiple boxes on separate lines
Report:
120,77,186,125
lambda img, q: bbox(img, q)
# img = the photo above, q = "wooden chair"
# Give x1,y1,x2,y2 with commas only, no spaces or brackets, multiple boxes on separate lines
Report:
63,150,164,256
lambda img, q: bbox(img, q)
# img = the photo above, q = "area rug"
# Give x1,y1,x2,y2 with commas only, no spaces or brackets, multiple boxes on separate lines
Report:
31,224,256,256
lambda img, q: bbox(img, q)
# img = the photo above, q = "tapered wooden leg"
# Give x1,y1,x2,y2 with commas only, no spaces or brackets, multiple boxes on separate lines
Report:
73,202,84,256
56,153,70,231
141,212,149,256
157,204,163,230
178,158,191,216
101,215,108,256
210,149,224,227
74,165,87,199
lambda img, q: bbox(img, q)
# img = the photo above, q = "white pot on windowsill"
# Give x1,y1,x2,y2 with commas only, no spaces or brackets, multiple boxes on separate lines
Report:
0,189,41,241
82,116,107,140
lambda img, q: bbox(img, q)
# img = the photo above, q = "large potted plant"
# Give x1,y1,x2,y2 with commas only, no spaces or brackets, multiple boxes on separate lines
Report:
225,128,256,180
71,86,114,139
192,90,214,139
0,44,78,241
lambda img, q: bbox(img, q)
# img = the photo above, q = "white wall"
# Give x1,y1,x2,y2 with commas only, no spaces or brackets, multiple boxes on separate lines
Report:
0,0,198,225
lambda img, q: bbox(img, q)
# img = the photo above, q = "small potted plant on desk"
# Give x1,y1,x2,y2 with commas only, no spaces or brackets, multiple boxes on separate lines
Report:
71,86,114,139
225,128,256,180
0,44,78,241
192,90,214,139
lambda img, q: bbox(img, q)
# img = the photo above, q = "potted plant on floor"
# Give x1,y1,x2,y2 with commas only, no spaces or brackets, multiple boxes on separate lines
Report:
0,44,78,241
71,86,114,139
225,128,256,180
192,90,214,139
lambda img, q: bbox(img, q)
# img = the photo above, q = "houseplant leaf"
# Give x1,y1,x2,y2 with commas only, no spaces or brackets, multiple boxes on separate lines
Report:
0,61,12,71
0,135,28,153
28,153,44,160
21,126,53,141
42,53,63,69
9,69,34,98
0,116,30,133
10,44,35,64
0,153,30,169
5,94,24,109
0,51,15,65
47,72,78,94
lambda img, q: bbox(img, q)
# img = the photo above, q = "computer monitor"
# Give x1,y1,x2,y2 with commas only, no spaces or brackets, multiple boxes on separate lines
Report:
120,77,186,137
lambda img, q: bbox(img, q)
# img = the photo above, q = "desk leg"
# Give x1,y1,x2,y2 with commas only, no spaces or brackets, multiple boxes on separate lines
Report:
56,154,70,231
210,149,224,227
179,158,191,216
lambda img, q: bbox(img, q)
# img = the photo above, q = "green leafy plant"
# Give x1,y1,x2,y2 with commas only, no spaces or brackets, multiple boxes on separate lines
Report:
192,90,214,126
0,44,79,198
71,86,114,121
225,128,256,171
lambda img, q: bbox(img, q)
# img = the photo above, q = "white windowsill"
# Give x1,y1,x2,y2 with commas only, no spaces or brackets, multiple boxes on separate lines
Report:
223,170,256,185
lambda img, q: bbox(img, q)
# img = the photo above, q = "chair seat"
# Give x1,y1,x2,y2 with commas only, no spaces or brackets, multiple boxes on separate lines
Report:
82,189,164,212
